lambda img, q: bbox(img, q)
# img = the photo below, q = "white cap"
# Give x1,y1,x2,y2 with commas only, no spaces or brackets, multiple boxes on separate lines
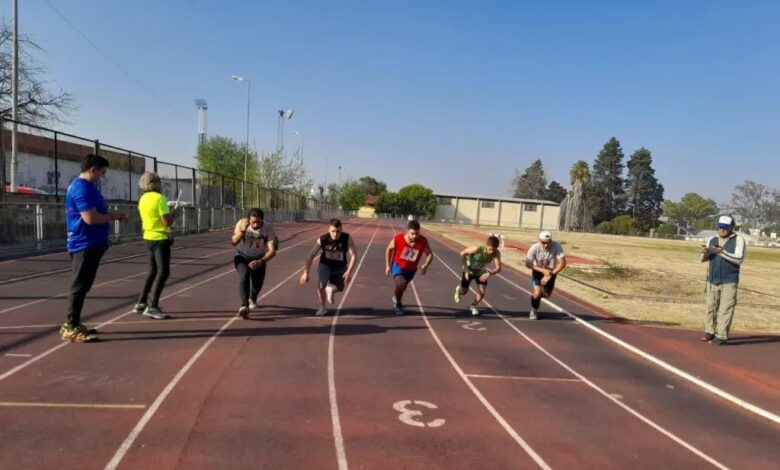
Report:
718,215,734,226
538,230,552,241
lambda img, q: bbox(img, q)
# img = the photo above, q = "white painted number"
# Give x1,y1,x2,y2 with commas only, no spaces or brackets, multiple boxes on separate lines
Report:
392,400,445,428
457,320,486,331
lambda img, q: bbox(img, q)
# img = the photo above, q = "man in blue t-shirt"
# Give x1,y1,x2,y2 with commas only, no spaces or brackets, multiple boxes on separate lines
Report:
61,154,127,343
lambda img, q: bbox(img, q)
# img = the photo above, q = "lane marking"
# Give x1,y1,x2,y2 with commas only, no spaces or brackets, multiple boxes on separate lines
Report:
410,283,552,470
0,228,320,384
0,401,145,409
4,353,32,357
495,274,780,427
432,251,731,469
328,221,381,470
107,221,367,470
105,266,306,470
393,400,446,428
466,374,583,382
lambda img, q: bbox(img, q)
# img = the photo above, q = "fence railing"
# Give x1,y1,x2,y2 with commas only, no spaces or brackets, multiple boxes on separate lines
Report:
0,116,332,214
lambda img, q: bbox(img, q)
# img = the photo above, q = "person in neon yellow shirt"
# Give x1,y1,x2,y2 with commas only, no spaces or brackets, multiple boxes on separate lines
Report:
134,172,176,319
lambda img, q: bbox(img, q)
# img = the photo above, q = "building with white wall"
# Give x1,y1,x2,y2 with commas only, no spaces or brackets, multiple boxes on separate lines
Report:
434,193,560,230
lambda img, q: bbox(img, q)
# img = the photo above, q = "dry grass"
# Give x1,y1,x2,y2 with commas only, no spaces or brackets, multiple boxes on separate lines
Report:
427,223,780,333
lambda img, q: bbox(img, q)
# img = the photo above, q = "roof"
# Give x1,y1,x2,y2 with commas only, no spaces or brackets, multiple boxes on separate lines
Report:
434,192,559,206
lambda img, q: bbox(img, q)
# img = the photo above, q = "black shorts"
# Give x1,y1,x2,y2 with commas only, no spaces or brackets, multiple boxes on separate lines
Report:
461,271,488,288
532,271,556,293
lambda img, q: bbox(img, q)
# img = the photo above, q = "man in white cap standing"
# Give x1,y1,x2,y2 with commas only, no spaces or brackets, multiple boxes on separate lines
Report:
699,215,746,345
525,230,567,320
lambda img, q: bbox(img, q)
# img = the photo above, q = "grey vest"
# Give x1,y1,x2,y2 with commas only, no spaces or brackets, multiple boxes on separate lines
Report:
706,236,740,285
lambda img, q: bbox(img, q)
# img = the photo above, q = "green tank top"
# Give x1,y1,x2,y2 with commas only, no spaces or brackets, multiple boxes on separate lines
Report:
466,245,497,274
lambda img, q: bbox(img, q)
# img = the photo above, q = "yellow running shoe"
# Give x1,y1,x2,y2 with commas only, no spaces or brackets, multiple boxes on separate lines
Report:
60,323,97,343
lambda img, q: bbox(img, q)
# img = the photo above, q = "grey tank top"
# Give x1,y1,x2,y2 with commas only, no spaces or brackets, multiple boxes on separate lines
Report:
236,223,271,259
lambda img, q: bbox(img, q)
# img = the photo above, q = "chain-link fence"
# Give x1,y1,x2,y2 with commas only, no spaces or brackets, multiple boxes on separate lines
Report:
0,117,341,248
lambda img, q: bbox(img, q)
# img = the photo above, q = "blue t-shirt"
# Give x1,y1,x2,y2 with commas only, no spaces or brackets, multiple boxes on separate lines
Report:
65,177,110,253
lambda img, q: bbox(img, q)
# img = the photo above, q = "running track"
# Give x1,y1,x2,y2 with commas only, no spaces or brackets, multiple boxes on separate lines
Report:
0,219,777,469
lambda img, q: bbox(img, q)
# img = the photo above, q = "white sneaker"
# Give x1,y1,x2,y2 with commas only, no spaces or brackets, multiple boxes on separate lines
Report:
392,296,397,305
248,300,257,310
315,306,328,317
529,309,537,320
325,285,335,305
454,286,462,304
238,306,249,319
470,305,479,316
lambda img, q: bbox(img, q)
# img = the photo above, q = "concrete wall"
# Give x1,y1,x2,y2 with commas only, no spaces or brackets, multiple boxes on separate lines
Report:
434,195,559,230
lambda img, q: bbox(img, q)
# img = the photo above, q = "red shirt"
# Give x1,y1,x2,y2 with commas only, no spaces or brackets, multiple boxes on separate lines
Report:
392,233,429,271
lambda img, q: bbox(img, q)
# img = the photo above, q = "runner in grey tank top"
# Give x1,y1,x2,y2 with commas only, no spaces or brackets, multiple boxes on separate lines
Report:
231,208,277,318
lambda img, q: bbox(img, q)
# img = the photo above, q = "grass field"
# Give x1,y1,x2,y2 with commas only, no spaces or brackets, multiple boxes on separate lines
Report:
427,223,780,333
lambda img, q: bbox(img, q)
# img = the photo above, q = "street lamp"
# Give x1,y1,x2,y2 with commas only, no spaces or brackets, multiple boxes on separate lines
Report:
293,130,304,190
277,109,294,152
321,155,328,195
231,75,250,207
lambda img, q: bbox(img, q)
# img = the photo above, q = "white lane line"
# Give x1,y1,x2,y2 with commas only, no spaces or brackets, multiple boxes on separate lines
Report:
0,229,320,383
496,274,780,427
105,266,304,470
411,283,552,470
106,220,366,470
433,252,730,469
4,353,32,357
327,221,381,470
0,226,317,315
0,401,145,410
466,374,582,382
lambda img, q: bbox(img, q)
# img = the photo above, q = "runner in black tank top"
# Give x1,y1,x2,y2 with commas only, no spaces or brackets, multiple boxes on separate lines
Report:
299,219,358,316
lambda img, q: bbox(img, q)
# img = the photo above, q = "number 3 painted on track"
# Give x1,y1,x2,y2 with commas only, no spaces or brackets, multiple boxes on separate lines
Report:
392,400,446,428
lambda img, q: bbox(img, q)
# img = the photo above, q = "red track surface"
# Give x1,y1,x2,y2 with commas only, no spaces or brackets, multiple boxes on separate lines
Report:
0,219,777,469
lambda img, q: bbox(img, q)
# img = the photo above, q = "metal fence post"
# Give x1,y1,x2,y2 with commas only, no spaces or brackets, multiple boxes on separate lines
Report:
192,167,197,206
127,151,133,202
94,139,100,155
54,132,60,202
35,204,43,243
174,164,179,200
0,114,6,203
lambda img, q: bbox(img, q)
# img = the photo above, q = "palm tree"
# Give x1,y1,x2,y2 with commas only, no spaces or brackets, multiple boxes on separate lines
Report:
562,161,591,231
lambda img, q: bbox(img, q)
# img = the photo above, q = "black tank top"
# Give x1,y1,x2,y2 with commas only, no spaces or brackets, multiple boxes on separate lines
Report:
319,232,350,269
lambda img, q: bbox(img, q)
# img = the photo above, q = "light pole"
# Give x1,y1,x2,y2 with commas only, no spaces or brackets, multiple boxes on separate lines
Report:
231,75,250,207
293,130,304,190
321,155,328,198
277,109,294,153
10,0,19,192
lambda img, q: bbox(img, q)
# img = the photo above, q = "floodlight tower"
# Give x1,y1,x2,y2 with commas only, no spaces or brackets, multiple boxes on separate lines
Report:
195,99,208,145
277,109,294,152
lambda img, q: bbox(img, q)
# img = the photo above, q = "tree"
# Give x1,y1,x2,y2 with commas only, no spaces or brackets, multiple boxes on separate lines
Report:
662,193,718,231
590,137,626,225
625,147,664,231
398,184,437,218
337,180,367,211
543,180,567,203
0,21,74,124
357,176,387,196
257,148,308,192
375,192,405,216
510,159,547,199
731,180,774,229
196,136,258,183
558,160,594,231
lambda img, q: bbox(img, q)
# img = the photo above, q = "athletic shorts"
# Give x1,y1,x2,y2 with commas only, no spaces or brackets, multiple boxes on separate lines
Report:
318,264,346,291
531,271,557,293
391,262,416,283
461,270,488,288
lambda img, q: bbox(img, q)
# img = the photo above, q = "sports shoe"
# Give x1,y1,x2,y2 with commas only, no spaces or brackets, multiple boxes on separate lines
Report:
325,285,336,305
238,306,249,319
143,306,170,320
529,309,537,320
470,305,480,316
76,324,98,335
392,296,397,305
454,286,462,304
709,337,727,346
700,333,714,342
133,303,147,314
394,303,405,316
60,323,97,343
315,306,329,317
248,300,258,310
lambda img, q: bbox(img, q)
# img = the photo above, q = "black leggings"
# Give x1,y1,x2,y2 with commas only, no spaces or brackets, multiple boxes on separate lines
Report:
138,239,172,307
235,255,267,307
67,245,107,326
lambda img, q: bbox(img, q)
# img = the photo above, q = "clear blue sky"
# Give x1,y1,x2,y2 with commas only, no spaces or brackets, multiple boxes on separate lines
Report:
6,0,779,203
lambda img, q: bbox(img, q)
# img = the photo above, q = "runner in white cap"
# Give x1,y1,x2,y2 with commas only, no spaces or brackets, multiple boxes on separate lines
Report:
525,230,567,320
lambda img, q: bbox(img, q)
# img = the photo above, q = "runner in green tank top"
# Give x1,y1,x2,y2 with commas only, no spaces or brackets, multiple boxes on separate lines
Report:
454,235,502,316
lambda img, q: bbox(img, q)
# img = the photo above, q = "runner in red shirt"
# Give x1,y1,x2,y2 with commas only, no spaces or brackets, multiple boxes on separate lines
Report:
384,220,434,315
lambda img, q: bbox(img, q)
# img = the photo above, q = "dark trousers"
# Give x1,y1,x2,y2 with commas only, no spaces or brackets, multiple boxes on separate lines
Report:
67,245,107,326
234,255,266,307
138,239,172,307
